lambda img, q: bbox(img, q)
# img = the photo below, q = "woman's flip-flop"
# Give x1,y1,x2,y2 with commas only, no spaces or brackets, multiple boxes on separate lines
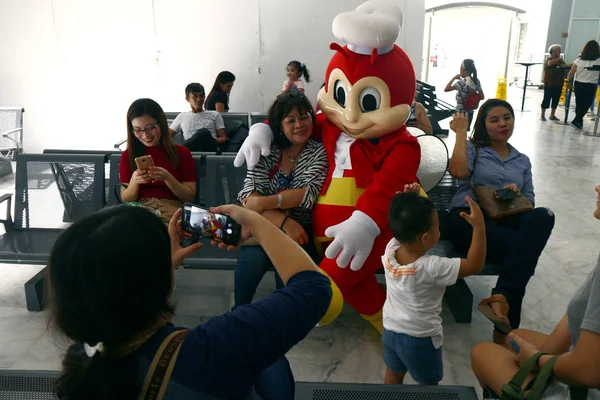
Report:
478,294,512,334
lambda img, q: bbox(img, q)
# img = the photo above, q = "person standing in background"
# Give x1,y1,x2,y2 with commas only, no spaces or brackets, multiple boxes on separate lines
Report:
541,44,565,121
567,40,600,130
444,59,485,130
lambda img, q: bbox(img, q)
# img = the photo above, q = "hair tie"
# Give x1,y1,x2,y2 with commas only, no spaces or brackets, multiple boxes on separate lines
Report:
84,342,105,357
300,63,305,69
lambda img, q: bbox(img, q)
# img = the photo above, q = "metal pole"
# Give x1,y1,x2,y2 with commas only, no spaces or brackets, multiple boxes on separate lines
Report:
504,16,515,81
593,94,600,136
424,13,433,82
521,65,529,111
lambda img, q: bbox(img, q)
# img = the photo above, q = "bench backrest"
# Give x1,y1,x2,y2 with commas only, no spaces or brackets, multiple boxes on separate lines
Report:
44,149,120,163
0,107,24,158
296,382,479,399
108,152,221,207
205,155,247,206
164,112,250,127
250,113,267,126
416,80,438,112
427,171,459,211
15,154,105,229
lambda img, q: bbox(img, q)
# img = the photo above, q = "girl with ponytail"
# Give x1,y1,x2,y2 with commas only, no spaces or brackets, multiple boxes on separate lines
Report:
282,60,311,93
445,58,485,129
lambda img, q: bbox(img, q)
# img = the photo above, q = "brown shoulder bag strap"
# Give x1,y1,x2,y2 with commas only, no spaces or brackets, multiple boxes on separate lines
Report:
138,329,190,400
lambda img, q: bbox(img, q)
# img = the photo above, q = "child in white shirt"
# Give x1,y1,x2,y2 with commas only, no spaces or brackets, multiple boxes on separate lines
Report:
382,187,486,385
282,61,311,93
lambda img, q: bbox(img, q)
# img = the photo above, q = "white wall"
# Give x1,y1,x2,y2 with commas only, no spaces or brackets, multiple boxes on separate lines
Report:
0,0,424,152
565,0,600,63
546,0,573,50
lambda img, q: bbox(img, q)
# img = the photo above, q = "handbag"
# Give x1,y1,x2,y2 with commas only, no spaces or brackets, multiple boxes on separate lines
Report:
470,147,533,221
138,329,190,400
500,352,587,400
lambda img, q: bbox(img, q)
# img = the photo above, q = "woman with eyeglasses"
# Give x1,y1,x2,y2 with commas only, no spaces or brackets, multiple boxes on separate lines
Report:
120,98,197,225
233,91,329,309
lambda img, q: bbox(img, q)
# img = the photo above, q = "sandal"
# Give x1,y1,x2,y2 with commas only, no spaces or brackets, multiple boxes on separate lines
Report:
540,117,546,121
478,294,512,334
549,116,560,121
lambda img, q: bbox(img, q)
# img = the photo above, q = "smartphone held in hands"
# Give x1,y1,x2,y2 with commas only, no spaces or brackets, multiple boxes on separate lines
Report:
495,188,519,201
181,203,241,246
135,155,154,171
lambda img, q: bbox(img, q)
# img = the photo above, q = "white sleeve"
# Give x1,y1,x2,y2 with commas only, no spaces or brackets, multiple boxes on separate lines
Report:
170,113,182,133
295,80,304,90
422,256,461,286
215,113,225,130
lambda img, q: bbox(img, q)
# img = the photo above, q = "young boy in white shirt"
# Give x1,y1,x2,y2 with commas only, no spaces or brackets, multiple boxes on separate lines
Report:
382,188,486,385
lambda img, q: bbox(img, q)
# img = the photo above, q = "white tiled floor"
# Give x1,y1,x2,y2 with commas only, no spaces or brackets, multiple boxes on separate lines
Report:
1,89,599,396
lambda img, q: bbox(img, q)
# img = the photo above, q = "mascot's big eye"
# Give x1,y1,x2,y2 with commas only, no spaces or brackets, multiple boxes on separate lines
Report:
359,87,381,112
334,80,347,108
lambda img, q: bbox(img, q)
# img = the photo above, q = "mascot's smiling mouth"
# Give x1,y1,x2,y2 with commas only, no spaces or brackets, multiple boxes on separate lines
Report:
343,124,373,136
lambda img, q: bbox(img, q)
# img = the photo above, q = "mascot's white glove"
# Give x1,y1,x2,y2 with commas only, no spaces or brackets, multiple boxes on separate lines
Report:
325,211,381,271
233,123,274,169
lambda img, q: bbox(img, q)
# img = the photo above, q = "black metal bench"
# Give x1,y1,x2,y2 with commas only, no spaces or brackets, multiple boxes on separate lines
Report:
5,152,498,322
428,171,502,323
0,154,106,311
416,80,455,137
0,370,479,399
114,112,252,150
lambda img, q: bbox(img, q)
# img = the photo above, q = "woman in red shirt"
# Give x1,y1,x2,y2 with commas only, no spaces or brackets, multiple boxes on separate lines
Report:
120,98,197,224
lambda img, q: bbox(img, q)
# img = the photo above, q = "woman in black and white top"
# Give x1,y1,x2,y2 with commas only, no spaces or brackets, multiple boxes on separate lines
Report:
567,40,600,130
234,91,328,309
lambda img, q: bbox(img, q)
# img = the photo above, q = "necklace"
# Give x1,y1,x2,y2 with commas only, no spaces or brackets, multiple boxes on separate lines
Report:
283,147,303,164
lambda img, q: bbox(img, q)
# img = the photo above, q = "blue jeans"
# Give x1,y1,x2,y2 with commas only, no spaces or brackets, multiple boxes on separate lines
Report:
234,231,319,309
382,329,443,385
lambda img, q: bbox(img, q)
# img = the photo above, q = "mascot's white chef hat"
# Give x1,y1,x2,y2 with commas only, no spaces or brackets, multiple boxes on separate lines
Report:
332,0,403,56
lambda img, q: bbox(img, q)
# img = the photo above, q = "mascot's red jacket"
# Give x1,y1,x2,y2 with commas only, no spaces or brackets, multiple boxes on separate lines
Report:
313,42,421,332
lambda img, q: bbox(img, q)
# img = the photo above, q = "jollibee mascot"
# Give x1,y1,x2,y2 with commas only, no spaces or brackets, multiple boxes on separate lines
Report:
235,0,447,333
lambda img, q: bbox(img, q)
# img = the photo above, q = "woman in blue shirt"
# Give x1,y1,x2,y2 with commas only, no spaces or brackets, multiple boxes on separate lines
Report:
448,99,555,344
46,205,332,399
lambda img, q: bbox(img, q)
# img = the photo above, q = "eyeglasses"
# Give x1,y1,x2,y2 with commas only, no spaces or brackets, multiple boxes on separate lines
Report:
277,91,306,103
133,123,159,137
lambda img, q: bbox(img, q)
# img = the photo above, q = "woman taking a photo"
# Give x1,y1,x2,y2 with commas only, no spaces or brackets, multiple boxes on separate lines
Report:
47,205,332,399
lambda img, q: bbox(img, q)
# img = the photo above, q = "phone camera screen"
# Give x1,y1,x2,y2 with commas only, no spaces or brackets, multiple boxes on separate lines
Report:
189,207,228,242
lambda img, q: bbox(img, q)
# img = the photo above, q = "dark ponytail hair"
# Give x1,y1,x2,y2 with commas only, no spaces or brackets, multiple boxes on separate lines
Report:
288,60,311,83
462,59,479,85
47,206,174,399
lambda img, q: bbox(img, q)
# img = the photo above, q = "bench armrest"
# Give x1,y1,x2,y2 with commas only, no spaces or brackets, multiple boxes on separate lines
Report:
1,128,23,137
0,193,14,231
114,138,127,150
